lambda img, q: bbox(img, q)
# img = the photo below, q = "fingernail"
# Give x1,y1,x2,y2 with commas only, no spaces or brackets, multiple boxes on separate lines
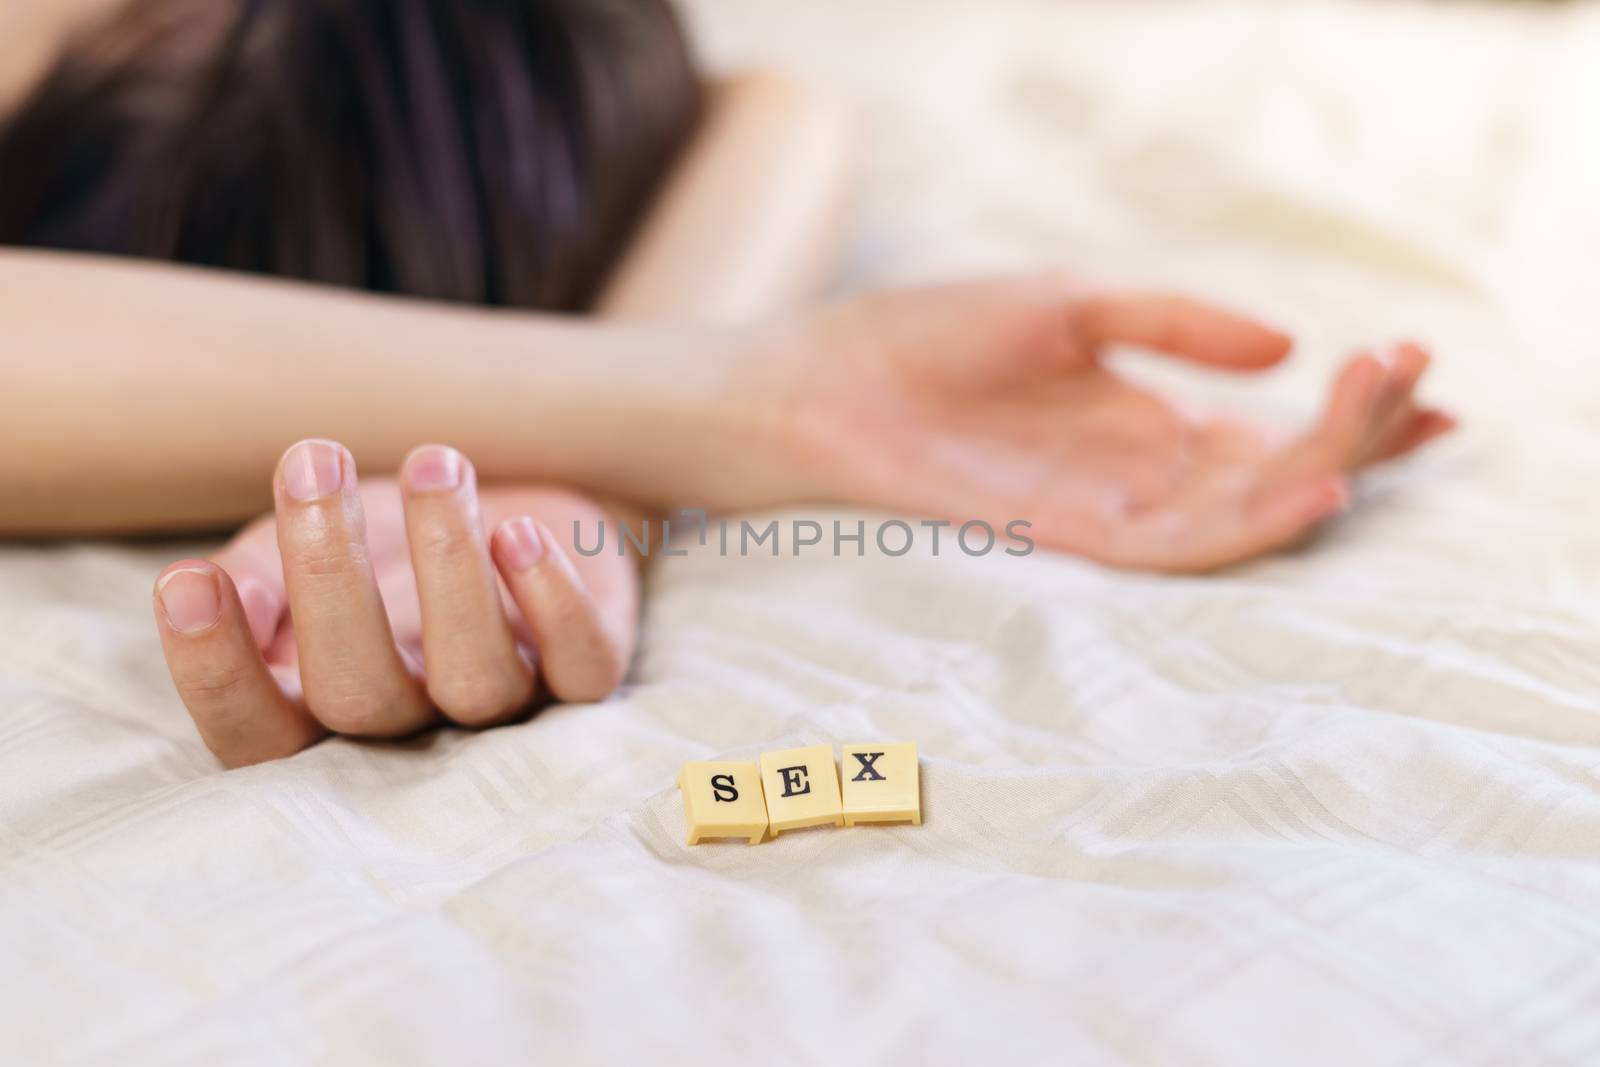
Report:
281,439,345,502
495,517,546,572
157,567,222,633
404,445,464,493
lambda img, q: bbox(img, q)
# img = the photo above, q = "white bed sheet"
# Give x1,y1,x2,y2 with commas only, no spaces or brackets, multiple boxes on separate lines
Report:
3,1,1599,1063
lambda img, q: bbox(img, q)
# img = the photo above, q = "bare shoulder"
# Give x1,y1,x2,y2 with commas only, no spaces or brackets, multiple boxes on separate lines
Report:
0,0,125,114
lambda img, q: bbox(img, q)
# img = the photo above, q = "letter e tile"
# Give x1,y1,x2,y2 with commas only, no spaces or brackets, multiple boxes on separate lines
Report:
758,744,843,836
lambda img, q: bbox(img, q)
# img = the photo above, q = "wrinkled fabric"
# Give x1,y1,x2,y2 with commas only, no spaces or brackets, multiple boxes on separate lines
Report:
3,1,1599,1063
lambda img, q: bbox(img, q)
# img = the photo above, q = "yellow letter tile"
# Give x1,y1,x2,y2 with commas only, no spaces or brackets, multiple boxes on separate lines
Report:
678,761,769,845
840,742,920,826
759,744,843,836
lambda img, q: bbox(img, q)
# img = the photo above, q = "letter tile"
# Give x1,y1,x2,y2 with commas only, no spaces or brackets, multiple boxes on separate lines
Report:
758,744,843,836
840,742,920,826
677,761,768,845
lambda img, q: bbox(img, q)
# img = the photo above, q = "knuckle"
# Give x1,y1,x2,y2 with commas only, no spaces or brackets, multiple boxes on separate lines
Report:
290,545,367,582
428,670,532,727
409,521,480,568
178,661,257,704
308,683,405,736
280,523,366,578
552,649,627,706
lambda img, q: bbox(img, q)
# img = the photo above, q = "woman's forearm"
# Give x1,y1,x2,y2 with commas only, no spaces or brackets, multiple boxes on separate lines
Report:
0,249,790,534
1,70,857,536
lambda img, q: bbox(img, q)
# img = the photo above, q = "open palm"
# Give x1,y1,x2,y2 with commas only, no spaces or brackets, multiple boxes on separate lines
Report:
788,276,1453,572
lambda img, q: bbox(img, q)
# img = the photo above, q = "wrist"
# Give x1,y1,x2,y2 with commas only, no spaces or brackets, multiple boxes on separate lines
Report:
506,318,813,514
646,321,823,513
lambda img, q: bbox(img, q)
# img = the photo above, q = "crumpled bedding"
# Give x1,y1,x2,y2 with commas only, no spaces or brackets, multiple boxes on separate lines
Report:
4,1,1599,1063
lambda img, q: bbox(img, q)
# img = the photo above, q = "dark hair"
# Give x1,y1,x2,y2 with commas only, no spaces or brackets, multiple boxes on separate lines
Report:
0,0,703,310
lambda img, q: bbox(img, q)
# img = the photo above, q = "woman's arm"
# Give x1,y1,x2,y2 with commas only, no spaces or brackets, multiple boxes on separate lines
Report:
596,69,858,321
2,59,1451,573
0,0,121,116
0,70,857,535
0,252,777,534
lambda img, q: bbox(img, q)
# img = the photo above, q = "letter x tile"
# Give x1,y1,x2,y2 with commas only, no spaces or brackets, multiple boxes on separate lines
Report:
759,744,843,836
678,761,768,845
840,742,920,826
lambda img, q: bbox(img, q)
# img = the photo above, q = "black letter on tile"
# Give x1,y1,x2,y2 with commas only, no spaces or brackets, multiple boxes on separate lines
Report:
778,766,811,797
851,752,887,782
711,774,739,802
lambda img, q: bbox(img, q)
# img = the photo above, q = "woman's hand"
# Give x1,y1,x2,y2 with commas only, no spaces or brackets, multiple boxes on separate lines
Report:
152,440,637,768
776,275,1455,572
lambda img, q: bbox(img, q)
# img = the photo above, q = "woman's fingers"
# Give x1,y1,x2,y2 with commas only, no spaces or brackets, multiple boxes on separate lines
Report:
492,517,629,704
1377,409,1458,462
153,560,324,768
1265,352,1386,487
1076,291,1295,371
1104,474,1350,574
1361,343,1450,465
208,522,288,649
274,439,435,737
1311,352,1388,468
401,446,534,726
1272,343,1453,485
159,442,637,764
